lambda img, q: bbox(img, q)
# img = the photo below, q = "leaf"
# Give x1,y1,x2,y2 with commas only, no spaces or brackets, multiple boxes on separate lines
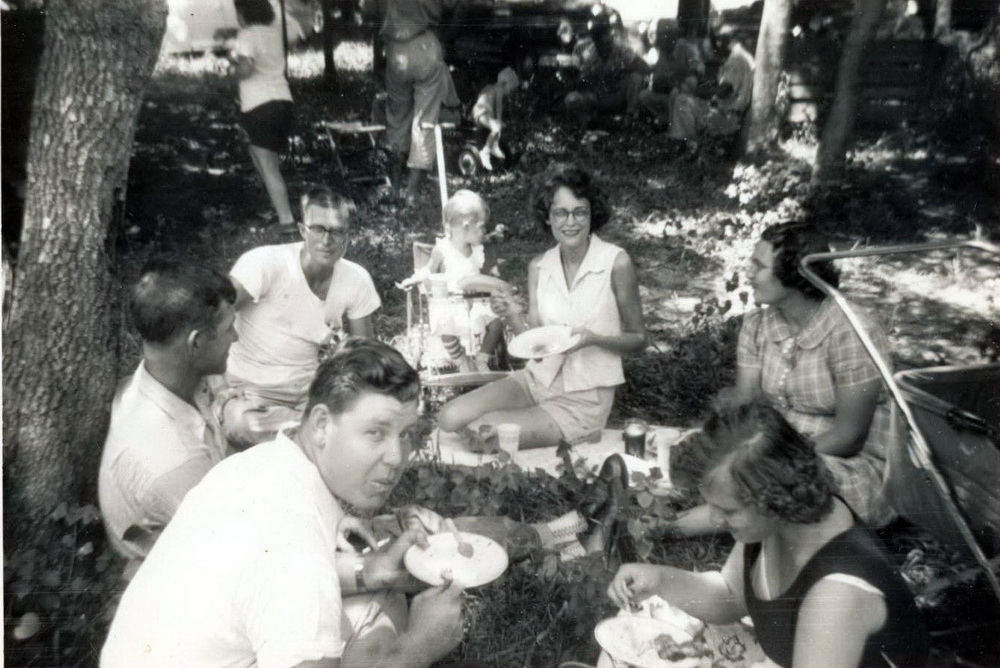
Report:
76,542,94,558
13,612,41,640
540,554,559,579
50,502,68,522
636,492,654,509
42,570,61,588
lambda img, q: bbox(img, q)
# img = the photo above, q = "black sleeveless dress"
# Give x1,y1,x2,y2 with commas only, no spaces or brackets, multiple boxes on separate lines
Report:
743,526,930,668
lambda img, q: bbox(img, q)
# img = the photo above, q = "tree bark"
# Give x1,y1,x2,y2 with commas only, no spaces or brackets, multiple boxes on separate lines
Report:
2,0,167,523
934,0,953,38
813,0,888,183
744,0,793,155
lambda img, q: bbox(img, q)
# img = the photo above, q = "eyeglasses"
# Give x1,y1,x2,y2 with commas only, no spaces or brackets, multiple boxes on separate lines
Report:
303,224,348,242
550,207,591,223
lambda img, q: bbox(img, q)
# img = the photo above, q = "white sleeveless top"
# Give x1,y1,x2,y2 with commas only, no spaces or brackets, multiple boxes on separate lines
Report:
531,235,625,392
435,237,485,292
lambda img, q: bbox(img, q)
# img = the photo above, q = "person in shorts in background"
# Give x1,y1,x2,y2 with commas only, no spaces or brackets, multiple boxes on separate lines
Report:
231,0,296,228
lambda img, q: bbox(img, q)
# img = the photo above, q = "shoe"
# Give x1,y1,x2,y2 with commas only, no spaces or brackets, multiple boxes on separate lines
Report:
489,145,506,160
478,147,493,171
580,454,630,561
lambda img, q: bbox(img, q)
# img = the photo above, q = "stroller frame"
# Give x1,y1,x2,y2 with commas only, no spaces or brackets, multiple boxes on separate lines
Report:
800,238,1000,606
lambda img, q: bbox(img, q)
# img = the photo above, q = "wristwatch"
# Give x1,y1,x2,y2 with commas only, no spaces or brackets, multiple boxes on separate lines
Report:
353,556,368,593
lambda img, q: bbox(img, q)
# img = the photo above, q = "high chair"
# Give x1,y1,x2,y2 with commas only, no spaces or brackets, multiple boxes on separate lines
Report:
397,239,510,388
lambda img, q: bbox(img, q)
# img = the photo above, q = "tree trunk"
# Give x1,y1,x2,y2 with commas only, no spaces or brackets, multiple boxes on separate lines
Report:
323,0,338,88
813,0,888,183
2,0,167,524
744,0,793,155
934,0,953,38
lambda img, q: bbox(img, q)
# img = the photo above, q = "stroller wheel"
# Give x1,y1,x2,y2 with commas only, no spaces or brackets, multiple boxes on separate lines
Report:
457,148,480,177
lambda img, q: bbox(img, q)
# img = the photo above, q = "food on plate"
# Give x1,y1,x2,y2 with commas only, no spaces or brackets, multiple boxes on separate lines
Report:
653,632,711,661
530,342,552,357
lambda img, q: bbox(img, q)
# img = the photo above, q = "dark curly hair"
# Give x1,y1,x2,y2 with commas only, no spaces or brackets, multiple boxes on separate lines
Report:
531,164,611,234
696,402,837,524
760,222,839,301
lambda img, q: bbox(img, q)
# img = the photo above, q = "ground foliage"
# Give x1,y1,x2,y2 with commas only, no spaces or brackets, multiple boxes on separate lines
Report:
6,38,1000,667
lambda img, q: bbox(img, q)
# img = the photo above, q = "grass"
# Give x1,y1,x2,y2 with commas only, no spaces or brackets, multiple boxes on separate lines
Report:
9,37,999,668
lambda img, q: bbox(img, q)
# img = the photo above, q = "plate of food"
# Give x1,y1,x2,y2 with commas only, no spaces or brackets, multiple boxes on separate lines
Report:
508,325,580,359
594,616,712,668
404,532,509,588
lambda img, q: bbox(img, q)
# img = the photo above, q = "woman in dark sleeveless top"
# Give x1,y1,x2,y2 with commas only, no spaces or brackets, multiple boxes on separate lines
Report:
608,403,930,668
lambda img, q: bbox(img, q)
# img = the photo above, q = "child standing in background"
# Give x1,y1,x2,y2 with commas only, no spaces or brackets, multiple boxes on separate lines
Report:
472,67,520,171
400,190,509,372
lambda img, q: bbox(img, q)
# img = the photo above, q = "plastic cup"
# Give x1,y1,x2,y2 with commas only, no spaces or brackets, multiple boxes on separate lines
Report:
497,423,521,461
622,418,648,459
429,274,449,299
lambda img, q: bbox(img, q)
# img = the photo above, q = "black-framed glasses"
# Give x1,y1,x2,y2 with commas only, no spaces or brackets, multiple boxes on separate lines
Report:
550,207,590,223
303,224,348,242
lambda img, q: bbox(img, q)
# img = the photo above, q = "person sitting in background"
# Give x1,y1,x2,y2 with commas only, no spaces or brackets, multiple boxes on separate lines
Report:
608,402,930,668
98,260,237,567
637,20,708,128
221,185,381,448
398,190,508,373
565,11,650,122
472,67,520,171
666,27,754,152
438,165,647,450
670,222,897,536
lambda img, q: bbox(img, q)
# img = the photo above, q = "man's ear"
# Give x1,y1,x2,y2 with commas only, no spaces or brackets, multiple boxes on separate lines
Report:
303,403,334,444
185,329,202,355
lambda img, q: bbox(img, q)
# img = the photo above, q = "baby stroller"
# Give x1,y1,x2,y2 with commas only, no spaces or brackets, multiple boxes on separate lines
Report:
800,238,1000,609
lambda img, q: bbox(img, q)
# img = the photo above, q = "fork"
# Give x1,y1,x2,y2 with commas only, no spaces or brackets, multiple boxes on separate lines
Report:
445,518,475,558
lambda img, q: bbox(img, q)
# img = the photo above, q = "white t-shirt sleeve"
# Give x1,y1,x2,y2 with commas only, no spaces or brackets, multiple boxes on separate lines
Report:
241,543,344,668
231,246,276,302
325,260,381,327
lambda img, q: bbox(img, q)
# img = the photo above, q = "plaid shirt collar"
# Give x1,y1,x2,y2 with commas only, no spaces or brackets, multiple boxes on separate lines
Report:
760,298,837,350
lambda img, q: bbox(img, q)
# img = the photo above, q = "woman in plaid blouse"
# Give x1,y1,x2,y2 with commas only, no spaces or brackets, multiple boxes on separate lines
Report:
673,222,895,533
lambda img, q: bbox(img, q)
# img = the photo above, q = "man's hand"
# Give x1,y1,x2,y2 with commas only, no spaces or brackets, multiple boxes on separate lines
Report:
403,576,465,663
395,505,447,542
364,528,427,593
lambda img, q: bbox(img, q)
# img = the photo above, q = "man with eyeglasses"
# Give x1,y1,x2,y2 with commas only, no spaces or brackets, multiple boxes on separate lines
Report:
221,185,382,448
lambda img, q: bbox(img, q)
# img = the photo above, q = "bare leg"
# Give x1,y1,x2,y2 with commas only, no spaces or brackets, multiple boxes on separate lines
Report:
248,144,295,225
438,376,563,448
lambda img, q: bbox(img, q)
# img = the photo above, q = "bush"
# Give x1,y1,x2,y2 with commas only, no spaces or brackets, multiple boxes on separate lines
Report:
4,503,125,667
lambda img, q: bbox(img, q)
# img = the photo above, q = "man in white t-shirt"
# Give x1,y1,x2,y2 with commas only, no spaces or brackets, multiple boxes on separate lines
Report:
222,186,382,447
98,260,238,568
101,341,465,668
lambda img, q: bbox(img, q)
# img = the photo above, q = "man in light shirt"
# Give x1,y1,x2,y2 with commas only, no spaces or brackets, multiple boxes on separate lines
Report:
101,341,465,668
221,185,381,447
98,260,238,567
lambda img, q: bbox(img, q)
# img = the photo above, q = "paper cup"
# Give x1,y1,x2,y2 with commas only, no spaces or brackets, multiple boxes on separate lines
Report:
428,274,450,299
497,423,521,460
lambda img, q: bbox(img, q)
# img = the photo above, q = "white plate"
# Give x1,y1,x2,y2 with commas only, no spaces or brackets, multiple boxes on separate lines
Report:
508,325,580,359
404,532,508,588
594,616,703,668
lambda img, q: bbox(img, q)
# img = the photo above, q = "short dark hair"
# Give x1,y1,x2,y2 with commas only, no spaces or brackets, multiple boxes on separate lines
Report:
234,0,275,26
301,185,357,223
305,338,420,417
760,222,839,300
694,402,837,524
531,164,611,233
130,259,236,345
